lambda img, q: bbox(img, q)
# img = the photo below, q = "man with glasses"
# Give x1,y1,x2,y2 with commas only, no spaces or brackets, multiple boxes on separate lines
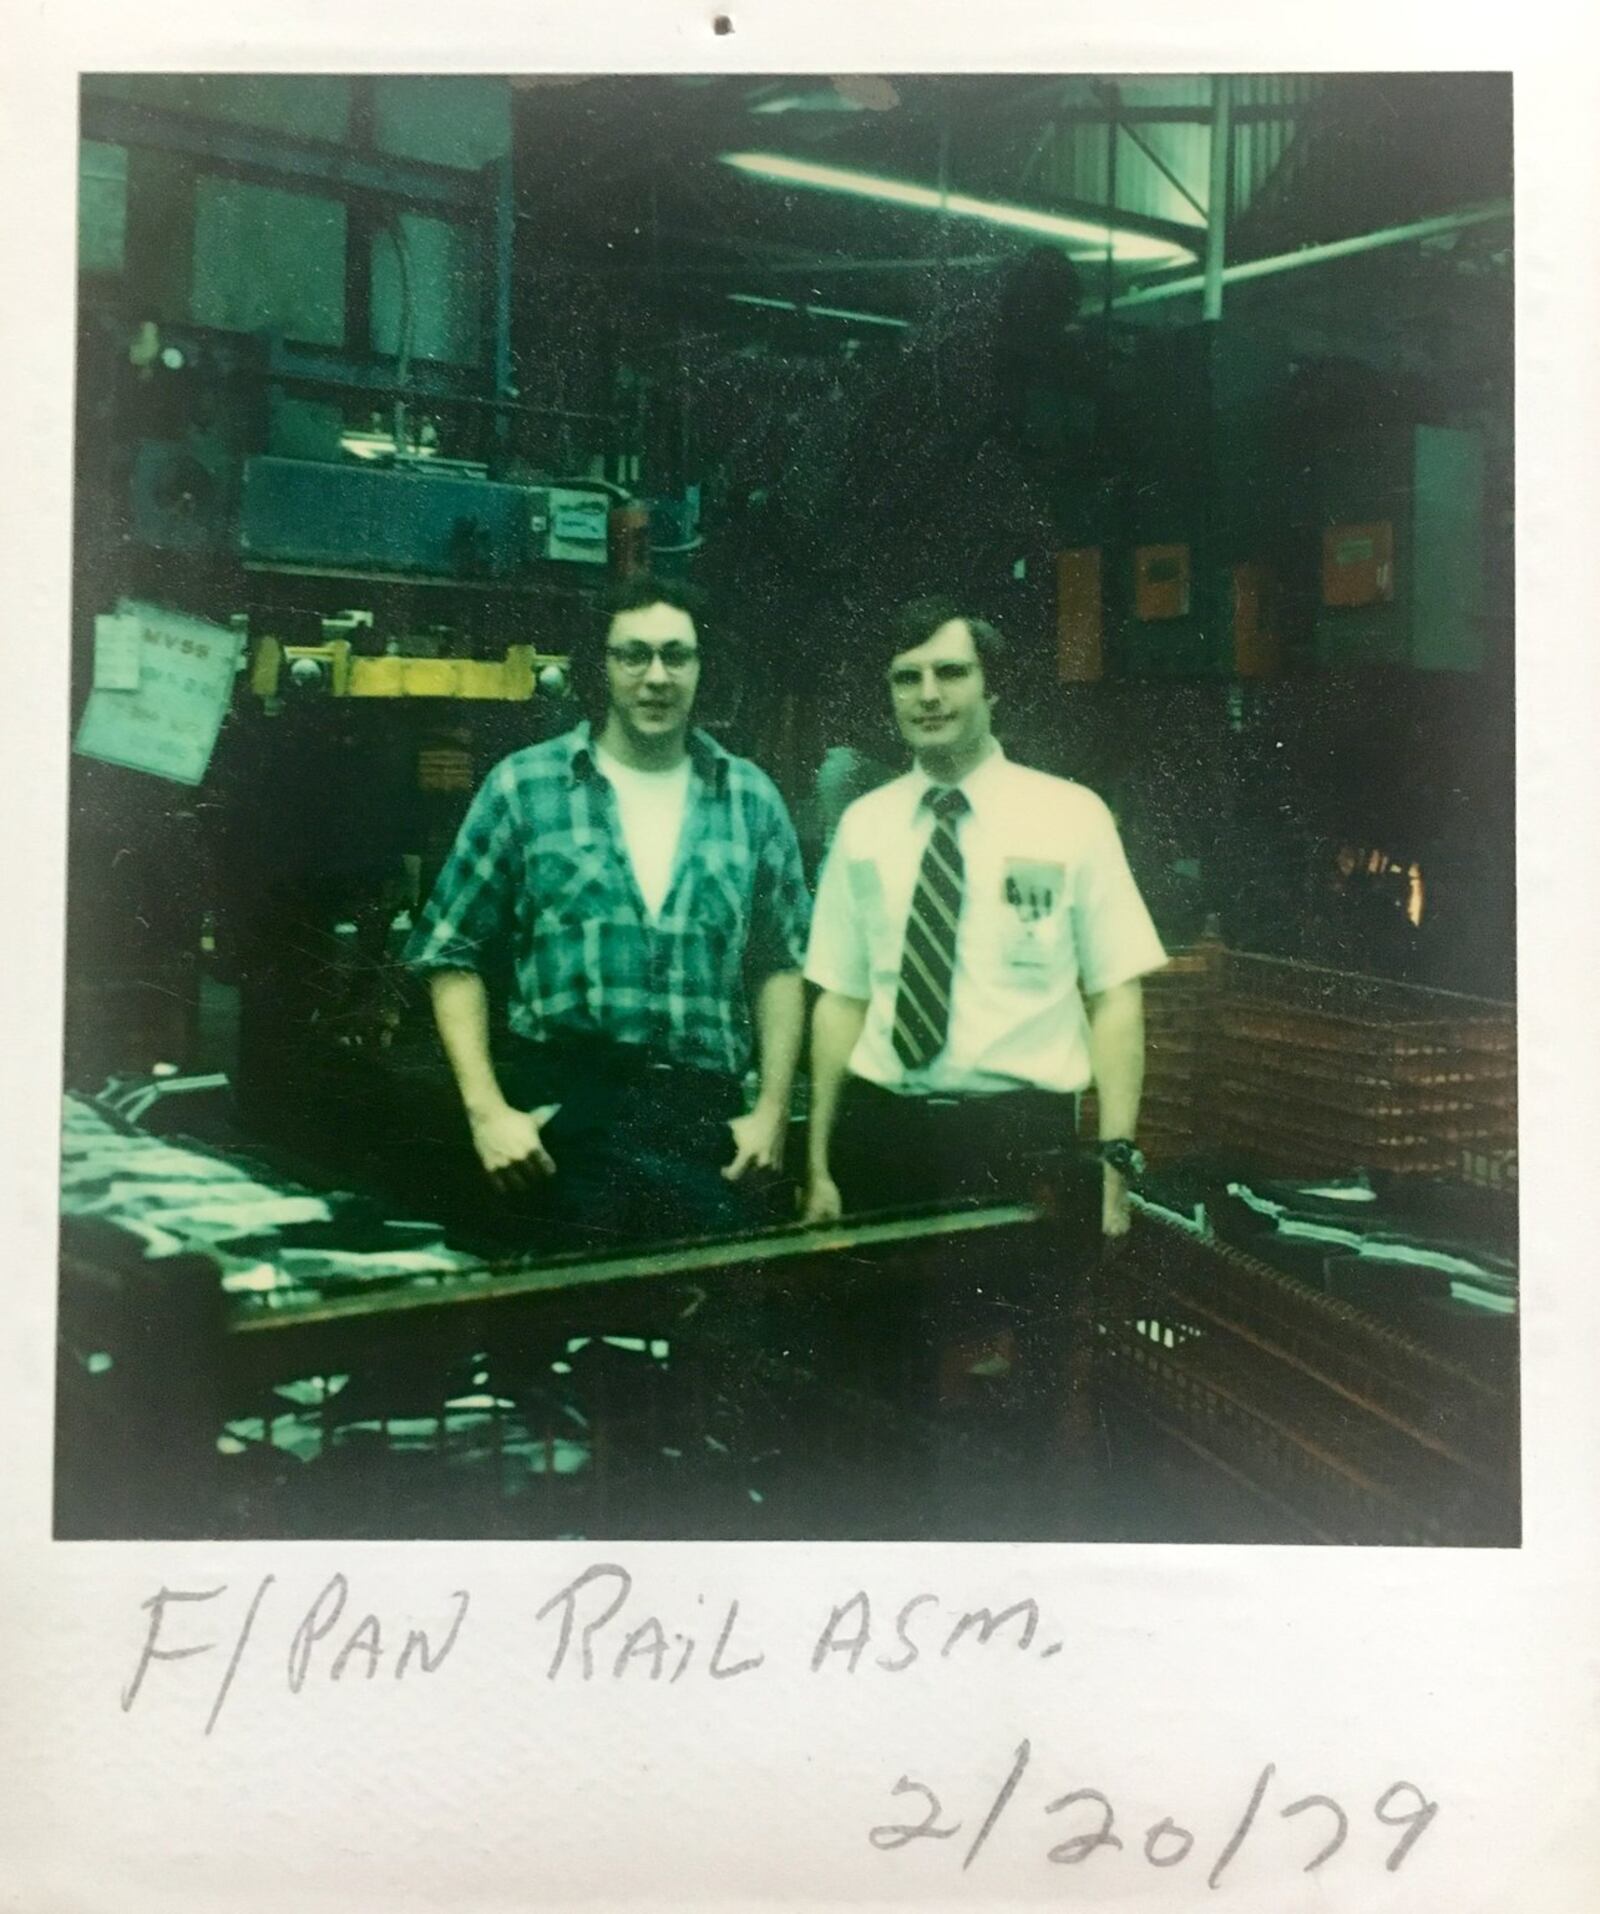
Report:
803,596,1165,1241
406,575,810,1247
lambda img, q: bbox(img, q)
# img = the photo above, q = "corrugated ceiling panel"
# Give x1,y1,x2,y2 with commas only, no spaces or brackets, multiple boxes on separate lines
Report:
1057,120,1111,208
1036,75,1323,233
1047,112,1209,235
1232,75,1322,219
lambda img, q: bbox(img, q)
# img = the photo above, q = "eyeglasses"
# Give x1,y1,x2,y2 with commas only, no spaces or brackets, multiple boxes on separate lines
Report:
889,661,977,692
607,641,701,674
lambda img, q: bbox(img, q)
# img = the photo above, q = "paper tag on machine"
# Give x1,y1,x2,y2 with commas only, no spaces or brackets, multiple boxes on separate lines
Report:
74,601,243,787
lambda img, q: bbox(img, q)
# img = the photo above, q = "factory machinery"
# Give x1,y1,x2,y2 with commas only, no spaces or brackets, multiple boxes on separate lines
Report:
70,77,692,1091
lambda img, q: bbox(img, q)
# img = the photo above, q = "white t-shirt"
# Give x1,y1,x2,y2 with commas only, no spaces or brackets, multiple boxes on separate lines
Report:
805,745,1167,1095
594,745,692,919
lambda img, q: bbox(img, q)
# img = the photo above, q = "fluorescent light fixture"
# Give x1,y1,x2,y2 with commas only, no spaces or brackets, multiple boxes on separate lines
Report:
728,291,910,329
722,151,1198,265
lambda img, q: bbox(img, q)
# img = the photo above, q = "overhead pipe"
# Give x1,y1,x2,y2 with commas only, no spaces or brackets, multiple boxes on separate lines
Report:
1114,200,1512,311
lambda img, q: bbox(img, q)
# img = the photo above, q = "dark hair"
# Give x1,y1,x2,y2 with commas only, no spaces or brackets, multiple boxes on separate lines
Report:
879,596,1007,691
570,572,710,720
599,571,707,633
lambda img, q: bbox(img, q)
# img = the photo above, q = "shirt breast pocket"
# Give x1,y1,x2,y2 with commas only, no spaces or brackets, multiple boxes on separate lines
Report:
998,857,1068,986
692,842,753,943
535,838,614,927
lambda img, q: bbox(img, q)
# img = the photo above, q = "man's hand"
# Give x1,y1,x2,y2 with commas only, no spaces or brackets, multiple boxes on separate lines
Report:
723,1102,787,1182
469,1101,558,1186
1101,1163,1132,1239
801,1174,843,1225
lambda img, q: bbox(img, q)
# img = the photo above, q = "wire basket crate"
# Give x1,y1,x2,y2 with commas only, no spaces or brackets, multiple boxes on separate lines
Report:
1086,943,1516,1179
1097,1211,1518,1546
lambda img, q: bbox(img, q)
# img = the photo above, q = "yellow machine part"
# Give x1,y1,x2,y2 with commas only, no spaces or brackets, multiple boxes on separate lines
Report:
250,638,567,701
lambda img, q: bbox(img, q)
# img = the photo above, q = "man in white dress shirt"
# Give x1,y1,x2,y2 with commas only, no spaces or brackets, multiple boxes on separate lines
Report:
803,597,1166,1238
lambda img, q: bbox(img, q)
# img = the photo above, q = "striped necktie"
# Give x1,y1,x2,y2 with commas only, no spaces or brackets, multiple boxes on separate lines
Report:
892,785,969,1070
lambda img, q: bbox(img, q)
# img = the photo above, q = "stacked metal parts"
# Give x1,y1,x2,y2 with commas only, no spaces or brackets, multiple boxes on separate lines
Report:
54,1099,783,1543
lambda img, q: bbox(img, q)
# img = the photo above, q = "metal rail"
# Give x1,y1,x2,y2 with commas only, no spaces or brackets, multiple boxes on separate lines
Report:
228,1200,1044,1337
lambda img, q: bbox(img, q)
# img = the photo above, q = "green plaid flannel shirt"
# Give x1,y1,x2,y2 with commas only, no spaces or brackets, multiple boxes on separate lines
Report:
405,723,810,1077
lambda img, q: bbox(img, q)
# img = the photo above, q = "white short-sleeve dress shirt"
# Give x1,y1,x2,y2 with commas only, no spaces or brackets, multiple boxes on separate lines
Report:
804,745,1167,1096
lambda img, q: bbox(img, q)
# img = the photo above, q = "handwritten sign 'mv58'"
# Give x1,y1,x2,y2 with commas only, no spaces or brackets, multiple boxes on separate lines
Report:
75,602,242,788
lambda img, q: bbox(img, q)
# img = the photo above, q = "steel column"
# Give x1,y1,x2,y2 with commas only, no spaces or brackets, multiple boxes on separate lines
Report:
1203,76,1233,321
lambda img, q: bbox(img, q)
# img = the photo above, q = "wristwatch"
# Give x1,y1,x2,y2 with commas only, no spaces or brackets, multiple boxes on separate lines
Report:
1096,1139,1147,1181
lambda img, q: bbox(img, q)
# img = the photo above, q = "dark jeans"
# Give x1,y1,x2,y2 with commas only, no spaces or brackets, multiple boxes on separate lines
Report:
496,1036,766,1254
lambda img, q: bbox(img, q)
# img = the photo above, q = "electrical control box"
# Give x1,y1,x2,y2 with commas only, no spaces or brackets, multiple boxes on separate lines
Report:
1312,429,1486,669
1321,520,1395,607
1231,562,1280,677
1133,543,1192,621
1056,547,1103,682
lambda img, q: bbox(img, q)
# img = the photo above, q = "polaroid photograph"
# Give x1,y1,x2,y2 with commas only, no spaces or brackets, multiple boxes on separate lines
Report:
56,61,1522,1552
2,4,1596,1910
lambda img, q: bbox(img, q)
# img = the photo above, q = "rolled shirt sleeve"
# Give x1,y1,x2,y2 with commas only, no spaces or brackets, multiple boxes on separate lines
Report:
404,764,520,977
1071,794,1168,995
803,821,872,1000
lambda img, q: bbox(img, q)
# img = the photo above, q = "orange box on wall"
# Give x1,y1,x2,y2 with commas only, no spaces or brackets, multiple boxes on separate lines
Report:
1134,543,1191,621
1232,562,1281,677
1056,547,1103,682
1322,520,1395,607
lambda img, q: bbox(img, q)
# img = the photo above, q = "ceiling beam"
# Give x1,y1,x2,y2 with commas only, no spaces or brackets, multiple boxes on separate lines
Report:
1113,200,1512,309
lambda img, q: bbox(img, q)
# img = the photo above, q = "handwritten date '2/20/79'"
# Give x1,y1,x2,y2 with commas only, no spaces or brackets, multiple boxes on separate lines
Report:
872,1742,1438,1886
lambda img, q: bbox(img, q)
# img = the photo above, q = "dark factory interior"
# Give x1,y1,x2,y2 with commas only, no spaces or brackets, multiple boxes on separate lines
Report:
59,71,1518,1546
